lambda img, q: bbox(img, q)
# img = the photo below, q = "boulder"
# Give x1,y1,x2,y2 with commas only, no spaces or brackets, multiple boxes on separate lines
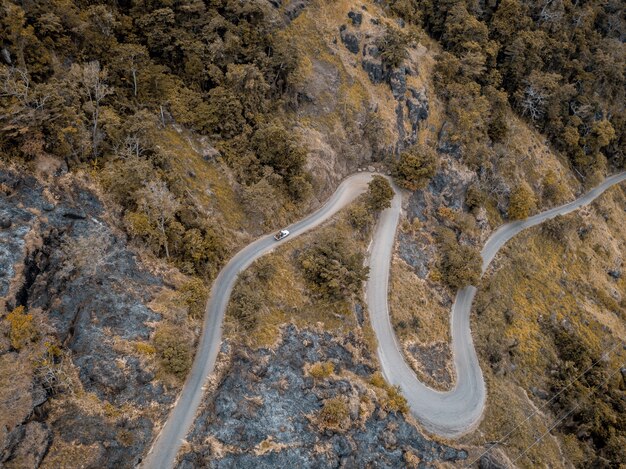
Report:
339,26,360,54
479,454,507,469
361,44,386,84
608,269,621,280
389,67,407,99
348,11,362,26
406,88,429,126
285,0,309,20
0,216,11,229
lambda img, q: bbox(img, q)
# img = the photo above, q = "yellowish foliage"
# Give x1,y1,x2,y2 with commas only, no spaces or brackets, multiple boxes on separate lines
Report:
6,306,37,350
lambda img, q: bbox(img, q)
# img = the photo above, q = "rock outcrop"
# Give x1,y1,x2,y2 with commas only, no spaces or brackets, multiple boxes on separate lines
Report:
177,326,467,468
0,169,174,468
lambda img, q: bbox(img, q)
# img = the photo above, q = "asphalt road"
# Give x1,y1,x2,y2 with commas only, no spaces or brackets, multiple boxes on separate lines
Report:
140,172,375,469
369,171,626,438
142,170,626,467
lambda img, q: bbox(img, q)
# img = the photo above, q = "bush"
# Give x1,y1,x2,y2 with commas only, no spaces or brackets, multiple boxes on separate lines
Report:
542,215,571,242
369,372,409,413
153,325,191,378
347,202,373,232
179,278,207,319
318,397,350,430
299,231,369,300
465,183,486,211
308,361,334,379
6,306,37,351
508,182,537,220
366,176,394,212
542,170,567,205
377,28,409,68
393,145,438,191
229,282,262,330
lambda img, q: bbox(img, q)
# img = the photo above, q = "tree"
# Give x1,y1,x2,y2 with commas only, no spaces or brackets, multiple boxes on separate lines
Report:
377,28,409,69
60,228,117,278
440,242,482,290
71,61,113,159
224,63,269,120
251,121,307,182
205,86,246,138
393,144,438,191
366,175,394,211
508,182,536,220
299,231,369,300
136,180,180,258
112,43,149,98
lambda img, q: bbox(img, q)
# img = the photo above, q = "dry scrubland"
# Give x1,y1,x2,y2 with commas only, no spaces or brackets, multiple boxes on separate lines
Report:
1,0,624,466
465,185,626,468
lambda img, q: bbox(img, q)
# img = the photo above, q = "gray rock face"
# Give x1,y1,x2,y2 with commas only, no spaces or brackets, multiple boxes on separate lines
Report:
362,44,386,84
178,326,467,468
339,26,360,54
389,67,407,99
284,0,309,20
397,231,431,279
348,11,362,26
437,121,461,158
0,169,174,468
479,453,507,469
406,88,429,134
1,422,50,468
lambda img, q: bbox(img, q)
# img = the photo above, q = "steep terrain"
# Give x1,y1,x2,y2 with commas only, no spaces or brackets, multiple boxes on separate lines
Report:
0,168,175,467
0,0,624,468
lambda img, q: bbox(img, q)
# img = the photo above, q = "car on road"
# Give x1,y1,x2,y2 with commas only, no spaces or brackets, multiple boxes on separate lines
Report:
274,229,290,241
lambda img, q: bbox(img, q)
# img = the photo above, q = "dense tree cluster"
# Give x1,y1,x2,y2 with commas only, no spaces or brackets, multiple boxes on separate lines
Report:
0,0,306,275
393,144,438,191
548,326,626,467
436,227,481,289
299,231,369,301
386,0,625,174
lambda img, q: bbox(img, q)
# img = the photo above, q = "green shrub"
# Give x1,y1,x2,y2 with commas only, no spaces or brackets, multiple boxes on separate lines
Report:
393,145,438,191
6,306,38,351
299,231,369,300
436,229,481,289
366,176,394,212
347,202,373,232
508,182,537,220
319,397,350,429
308,361,334,379
179,278,207,319
153,325,191,378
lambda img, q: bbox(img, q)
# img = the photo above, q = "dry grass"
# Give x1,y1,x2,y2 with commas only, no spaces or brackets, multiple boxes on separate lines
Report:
224,211,368,350
154,128,247,233
466,185,626,467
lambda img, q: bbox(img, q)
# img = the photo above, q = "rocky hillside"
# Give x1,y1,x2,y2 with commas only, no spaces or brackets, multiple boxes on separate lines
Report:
0,167,178,467
0,0,623,468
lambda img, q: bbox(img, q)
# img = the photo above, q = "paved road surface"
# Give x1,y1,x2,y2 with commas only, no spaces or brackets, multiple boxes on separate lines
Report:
141,173,375,469
142,171,626,467
369,171,626,437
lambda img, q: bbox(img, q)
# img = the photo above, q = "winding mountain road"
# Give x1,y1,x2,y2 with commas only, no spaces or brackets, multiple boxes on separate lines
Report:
142,170,626,468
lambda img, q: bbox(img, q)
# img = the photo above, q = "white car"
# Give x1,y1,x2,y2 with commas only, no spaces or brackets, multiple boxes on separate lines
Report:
274,229,290,241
